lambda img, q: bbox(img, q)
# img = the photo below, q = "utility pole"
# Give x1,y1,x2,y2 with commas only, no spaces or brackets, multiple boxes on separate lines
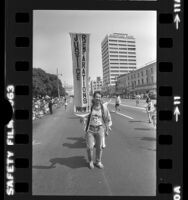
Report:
56,68,62,99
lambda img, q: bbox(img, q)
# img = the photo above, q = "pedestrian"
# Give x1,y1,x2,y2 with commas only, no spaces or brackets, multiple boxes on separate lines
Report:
145,99,154,123
84,91,112,169
136,95,140,106
64,98,68,111
115,95,121,112
151,103,157,129
48,99,53,114
146,93,151,104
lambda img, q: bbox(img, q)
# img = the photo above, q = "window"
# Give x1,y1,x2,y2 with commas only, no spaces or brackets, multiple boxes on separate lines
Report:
128,59,136,61
128,56,136,58
110,59,119,61
110,47,118,50
109,39,118,42
119,48,127,50
128,48,136,50
118,40,126,43
109,43,118,46
118,44,126,46
111,70,119,73
127,41,135,43
119,52,127,54
110,55,118,57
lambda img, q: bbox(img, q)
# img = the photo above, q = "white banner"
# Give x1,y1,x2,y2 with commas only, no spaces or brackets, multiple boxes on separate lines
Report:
70,33,90,112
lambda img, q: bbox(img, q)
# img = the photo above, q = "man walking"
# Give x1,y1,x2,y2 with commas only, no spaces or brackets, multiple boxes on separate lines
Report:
136,95,140,106
115,95,121,112
48,99,53,114
84,91,112,169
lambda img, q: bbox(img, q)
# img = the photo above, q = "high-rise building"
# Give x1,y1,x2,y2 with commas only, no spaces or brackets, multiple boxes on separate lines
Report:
91,77,103,94
101,33,137,87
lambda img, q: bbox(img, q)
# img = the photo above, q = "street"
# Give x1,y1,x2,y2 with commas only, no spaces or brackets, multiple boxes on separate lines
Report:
32,99,156,196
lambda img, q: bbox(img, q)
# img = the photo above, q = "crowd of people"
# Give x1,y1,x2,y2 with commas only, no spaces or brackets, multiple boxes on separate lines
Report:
32,96,65,120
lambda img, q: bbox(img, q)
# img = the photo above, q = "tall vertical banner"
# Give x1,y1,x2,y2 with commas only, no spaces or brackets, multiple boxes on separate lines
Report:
70,33,90,113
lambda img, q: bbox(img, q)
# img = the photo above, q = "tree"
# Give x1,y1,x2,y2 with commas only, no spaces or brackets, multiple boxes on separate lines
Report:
33,68,66,97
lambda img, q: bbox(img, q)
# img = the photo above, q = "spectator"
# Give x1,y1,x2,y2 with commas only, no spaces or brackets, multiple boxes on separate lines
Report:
48,99,53,114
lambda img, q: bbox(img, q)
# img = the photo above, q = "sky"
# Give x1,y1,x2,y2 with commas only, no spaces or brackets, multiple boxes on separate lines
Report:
33,10,156,86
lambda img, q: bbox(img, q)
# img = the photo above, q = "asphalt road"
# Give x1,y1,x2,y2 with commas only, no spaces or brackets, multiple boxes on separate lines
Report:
32,99,156,196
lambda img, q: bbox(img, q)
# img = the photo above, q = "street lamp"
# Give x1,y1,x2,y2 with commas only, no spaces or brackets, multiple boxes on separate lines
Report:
56,68,62,99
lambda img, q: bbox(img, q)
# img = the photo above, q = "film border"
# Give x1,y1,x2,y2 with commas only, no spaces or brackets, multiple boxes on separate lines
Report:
4,0,183,199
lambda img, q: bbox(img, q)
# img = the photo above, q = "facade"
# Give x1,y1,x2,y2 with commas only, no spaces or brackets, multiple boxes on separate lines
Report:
116,61,156,98
101,33,137,89
90,77,103,94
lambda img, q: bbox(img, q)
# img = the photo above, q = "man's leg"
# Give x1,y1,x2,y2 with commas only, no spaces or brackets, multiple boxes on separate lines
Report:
95,127,104,169
85,132,95,169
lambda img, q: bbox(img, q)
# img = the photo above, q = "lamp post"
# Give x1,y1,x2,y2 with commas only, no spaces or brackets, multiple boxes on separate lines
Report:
56,68,62,99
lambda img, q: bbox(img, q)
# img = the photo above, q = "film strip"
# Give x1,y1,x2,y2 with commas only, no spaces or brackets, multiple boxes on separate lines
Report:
4,0,183,199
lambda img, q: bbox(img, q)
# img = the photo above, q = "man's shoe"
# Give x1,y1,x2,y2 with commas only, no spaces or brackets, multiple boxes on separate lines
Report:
89,162,94,169
95,162,104,169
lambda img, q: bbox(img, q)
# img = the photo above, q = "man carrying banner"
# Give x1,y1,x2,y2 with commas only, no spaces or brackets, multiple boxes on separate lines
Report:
83,91,112,169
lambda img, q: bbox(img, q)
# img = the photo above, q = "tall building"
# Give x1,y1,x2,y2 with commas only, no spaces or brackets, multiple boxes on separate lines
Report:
91,77,103,94
101,33,137,87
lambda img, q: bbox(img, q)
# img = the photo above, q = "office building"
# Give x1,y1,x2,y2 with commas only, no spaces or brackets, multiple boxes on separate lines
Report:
90,77,103,94
101,33,137,88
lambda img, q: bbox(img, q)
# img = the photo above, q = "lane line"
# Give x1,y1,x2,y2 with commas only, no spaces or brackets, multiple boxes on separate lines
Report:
101,171,113,195
109,102,145,110
111,110,134,120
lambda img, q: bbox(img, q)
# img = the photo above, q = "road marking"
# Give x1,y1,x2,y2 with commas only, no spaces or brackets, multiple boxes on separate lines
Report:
109,102,145,110
101,171,113,195
112,110,134,120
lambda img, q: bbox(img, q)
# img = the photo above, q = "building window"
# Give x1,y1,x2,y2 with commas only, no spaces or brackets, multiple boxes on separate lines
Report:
109,39,118,42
